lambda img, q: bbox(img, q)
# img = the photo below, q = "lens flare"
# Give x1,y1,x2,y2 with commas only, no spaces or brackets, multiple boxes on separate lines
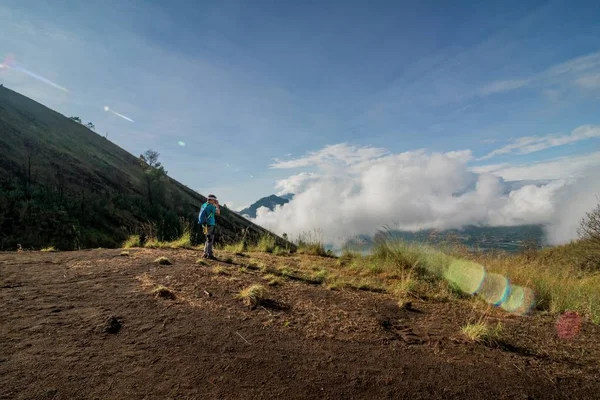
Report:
555,311,582,339
103,106,134,122
438,252,535,315
477,272,511,306
444,260,486,295
500,285,536,315
1,56,69,92
0,55,15,71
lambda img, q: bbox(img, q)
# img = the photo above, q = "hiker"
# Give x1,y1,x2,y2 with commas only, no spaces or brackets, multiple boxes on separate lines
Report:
199,194,220,259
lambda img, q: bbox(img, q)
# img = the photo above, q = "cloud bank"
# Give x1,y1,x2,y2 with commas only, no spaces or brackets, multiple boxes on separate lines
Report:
254,143,600,245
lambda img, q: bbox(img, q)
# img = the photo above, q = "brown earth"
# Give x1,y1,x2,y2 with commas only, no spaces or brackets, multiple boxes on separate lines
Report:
1,249,600,399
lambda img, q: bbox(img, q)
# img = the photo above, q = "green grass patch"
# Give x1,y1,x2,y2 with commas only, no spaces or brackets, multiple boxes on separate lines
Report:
123,235,141,249
223,240,247,254
144,237,169,249
166,228,193,249
250,234,277,253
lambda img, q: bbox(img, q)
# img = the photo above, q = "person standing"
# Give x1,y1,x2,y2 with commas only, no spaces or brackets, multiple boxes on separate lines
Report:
199,194,220,259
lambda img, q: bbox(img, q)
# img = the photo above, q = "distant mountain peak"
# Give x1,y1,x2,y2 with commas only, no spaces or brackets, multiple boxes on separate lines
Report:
240,194,292,218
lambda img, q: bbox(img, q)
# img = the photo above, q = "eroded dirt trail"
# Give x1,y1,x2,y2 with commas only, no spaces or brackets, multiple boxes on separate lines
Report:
1,249,599,399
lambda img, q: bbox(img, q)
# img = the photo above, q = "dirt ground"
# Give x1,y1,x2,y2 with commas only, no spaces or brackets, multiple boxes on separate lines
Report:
1,249,600,399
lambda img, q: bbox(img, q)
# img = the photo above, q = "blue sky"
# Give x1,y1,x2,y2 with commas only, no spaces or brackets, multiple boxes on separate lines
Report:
1,0,600,210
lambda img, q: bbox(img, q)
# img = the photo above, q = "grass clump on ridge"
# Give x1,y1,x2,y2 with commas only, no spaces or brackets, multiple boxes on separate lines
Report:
154,256,172,265
251,234,277,253
296,230,329,257
462,319,504,345
144,237,169,249
41,246,56,252
122,235,141,249
167,228,193,249
152,285,176,300
236,284,266,308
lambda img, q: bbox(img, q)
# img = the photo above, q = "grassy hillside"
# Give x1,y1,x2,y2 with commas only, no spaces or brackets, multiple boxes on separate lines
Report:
0,86,287,250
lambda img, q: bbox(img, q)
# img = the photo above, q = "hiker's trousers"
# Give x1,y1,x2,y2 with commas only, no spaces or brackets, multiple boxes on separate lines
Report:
203,225,215,256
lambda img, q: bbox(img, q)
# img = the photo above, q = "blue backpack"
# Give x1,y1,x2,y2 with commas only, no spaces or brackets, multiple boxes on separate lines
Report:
198,203,214,225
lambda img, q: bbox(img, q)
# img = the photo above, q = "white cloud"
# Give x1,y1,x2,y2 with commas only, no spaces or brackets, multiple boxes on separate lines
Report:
252,144,597,245
546,168,600,245
575,73,600,89
271,143,388,169
471,152,600,181
444,150,474,163
479,125,600,160
274,172,320,195
478,51,600,96
478,79,530,95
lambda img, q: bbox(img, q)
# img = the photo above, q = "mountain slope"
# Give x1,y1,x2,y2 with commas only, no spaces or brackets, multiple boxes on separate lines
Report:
0,86,285,250
239,194,291,218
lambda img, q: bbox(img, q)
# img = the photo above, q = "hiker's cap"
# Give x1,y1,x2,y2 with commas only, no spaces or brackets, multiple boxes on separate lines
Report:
208,194,217,200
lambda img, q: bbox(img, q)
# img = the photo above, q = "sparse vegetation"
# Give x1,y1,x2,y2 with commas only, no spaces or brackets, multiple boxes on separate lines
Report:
462,320,504,345
251,234,277,253
236,284,266,308
577,200,600,271
263,274,283,286
144,228,193,250
154,256,172,265
152,285,176,300
239,223,600,323
196,259,208,266
272,246,289,256
120,251,130,257
223,241,247,254
465,241,600,323
123,235,141,248
167,227,193,249
41,246,56,252
212,266,227,275
144,237,169,249
296,230,329,256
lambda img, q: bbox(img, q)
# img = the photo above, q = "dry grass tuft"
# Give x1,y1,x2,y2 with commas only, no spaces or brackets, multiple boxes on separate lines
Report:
461,319,504,345
41,246,56,252
152,285,176,300
263,274,283,286
120,251,130,257
154,256,172,265
236,284,266,308
212,266,228,275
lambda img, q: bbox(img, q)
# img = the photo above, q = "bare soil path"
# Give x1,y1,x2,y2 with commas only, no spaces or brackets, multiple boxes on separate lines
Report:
1,249,599,399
